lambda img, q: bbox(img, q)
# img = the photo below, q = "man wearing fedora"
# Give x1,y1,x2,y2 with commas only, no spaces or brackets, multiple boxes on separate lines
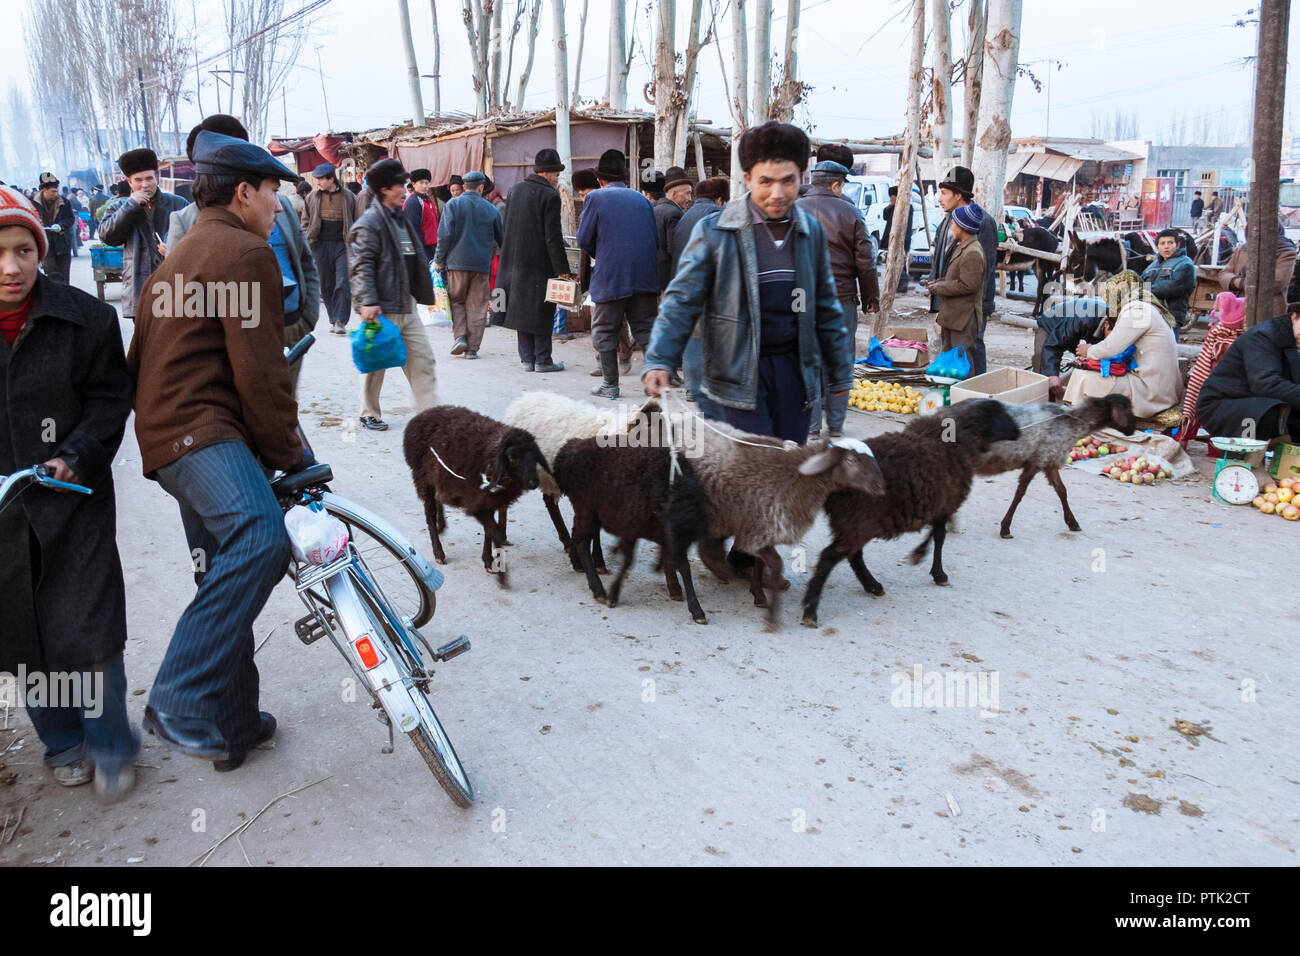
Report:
434,170,503,359
129,132,308,774
928,165,998,375
921,202,988,356
32,172,76,284
303,162,362,334
493,149,573,373
655,166,692,290
98,148,189,319
577,148,662,398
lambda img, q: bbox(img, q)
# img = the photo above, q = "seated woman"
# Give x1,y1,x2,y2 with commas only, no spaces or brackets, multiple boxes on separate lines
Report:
1196,301,1300,440
1062,271,1185,418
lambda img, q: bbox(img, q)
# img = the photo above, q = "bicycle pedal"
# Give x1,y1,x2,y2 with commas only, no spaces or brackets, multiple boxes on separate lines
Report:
294,613,328,645
433,635,471,662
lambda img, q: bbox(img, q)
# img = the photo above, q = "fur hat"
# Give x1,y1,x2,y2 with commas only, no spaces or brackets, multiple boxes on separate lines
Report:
642,170,666,196
449,174,463,187
0,185,47,259
695,177,730,202
572,168,599,193
815,143,855,171
118,147,159,177
366,158,408,194
939,165,975,199
533,148,565,172
737,121,810,173
409,168,432,182
597,149,627,181
664,166,692,192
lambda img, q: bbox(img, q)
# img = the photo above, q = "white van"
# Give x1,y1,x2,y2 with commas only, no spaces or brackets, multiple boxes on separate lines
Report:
841,175,940,270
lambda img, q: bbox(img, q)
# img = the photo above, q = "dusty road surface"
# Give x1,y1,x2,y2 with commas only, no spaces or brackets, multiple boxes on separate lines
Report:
1,257,1295,866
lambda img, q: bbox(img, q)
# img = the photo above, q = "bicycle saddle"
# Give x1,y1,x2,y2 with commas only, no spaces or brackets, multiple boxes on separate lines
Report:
271,462,334,497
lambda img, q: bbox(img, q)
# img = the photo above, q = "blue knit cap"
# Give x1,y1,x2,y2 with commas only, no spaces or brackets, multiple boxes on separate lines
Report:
953,202,985,234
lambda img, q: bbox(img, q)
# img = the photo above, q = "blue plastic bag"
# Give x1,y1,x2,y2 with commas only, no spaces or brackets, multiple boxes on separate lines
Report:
864,336,894,368
925,345,972,380
350,315,408,374
552,306,568,335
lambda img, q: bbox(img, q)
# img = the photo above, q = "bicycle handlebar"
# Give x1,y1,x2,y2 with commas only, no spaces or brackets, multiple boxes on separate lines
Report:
0,465,93,511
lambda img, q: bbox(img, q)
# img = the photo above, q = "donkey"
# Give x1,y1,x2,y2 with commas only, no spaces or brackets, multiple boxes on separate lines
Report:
1005,225,1061,317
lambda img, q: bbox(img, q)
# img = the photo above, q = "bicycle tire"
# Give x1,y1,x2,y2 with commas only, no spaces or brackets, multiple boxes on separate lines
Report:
408,715,474,809
310,501,435,628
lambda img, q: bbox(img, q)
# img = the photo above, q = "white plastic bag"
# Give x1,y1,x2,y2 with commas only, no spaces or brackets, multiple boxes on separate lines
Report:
284,503,350,565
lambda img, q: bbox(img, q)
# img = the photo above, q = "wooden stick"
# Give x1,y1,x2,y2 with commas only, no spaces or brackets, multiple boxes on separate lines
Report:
189,775,332,867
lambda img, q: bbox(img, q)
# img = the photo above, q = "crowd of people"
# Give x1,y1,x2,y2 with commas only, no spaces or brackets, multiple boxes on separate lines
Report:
2,110,1298,807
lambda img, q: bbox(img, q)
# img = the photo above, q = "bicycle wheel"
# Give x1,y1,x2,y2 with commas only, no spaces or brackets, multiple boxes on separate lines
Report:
319,501,435,628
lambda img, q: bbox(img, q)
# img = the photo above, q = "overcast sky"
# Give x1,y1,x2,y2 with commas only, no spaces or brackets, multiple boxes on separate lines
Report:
3,0,1298,165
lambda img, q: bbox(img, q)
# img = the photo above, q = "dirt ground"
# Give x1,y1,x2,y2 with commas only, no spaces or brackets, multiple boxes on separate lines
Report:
1,256,1295,867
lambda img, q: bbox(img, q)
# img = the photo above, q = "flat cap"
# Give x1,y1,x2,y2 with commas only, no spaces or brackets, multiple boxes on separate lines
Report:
811,159,849,178
312,162,337,179
194,130,299,182
462,170,488,185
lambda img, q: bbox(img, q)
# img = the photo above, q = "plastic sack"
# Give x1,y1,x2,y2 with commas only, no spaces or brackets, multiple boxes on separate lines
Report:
350,315,408,374
925,345,972,380
865,336,894,368
428,266,452,325
284,502,349,566
552,306,568,335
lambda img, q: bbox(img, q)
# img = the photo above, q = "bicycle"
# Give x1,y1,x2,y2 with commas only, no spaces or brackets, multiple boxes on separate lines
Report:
271,333,474,807
0,464,93,515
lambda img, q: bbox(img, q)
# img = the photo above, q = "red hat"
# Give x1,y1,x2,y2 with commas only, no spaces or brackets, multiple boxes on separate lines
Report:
0,185,47,259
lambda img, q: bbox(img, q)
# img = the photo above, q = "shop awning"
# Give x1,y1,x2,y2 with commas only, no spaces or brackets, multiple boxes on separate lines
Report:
1005,151,1085,183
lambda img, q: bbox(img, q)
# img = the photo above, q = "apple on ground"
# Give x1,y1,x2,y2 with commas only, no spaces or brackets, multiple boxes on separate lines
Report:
1261,501,1276,514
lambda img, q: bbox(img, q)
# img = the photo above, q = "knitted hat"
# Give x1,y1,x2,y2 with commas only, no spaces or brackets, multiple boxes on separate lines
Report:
737,121,811,173
533,148,565,172
952,202,985,234
366,158,408,194
0,185,48,259
118,148,159,177
597,149,627,181
664,166,692,192
1214,291,1245,329
939,165,975,198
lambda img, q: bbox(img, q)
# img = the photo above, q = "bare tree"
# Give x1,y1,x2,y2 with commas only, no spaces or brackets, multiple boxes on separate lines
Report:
571,0,590,108
751,0,772,122
490,0,503,108
932,0,953,168
430,0,443,115
724,0,749,189
5,82,41,182
398,0,426,126
463,0,490,114
673,0,706,166
652,0,677,170
605,0,631,108
876,0,926,337
961,0,985,169
514,0,542,108
769,0,803,123
223,0,311,146
971,0,1022,224
553,0,576,232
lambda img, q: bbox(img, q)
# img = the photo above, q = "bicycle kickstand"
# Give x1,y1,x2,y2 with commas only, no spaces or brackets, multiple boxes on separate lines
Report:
372,699,396,754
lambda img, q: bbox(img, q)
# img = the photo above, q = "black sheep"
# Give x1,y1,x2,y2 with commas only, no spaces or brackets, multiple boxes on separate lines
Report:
402,405,548,586
800,399,1021,627
552,408,711,624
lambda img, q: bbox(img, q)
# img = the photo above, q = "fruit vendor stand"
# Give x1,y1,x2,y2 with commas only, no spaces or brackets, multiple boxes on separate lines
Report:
88,242,123,301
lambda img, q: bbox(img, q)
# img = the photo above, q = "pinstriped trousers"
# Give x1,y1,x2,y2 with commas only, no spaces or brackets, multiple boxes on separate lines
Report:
151,440,291,754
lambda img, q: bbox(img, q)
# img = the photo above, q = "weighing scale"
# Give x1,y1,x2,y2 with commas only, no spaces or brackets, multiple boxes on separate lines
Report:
919,374,961,413
1210,436,1268,504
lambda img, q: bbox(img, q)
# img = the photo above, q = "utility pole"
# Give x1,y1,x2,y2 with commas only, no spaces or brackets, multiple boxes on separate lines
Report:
397,0,426,126
315,46,333,131
58,116,69,173
1244,0,1290,330
138,67,152,151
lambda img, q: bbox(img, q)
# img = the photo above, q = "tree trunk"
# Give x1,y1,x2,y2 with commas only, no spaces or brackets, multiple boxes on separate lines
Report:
730,0,749,192
553,0,576,233
772,0,800,122
430,0,442,115
490,0,503,109
606,0,629,108
961,0,986,170
673,0,705,166
932,0,952,171
464,0,489,115
572,0,589,108
751,0,772,122
653,0,676,171
971,0,1022,226
874,0,926,339
479,0,492,108
1245,0,1290,330
515,0,542,108
397,0,426,125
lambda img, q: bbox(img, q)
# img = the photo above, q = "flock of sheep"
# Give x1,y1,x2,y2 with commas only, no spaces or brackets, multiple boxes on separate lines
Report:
400,390,1136,628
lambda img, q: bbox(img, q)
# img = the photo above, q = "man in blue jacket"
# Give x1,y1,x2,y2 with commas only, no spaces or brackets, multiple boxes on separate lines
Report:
642,121,850,444
576,149,661,398
1141,228,1197,336
434,170,503,359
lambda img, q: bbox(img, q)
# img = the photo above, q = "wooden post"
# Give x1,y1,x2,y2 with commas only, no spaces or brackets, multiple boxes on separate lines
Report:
1244,0,1290,329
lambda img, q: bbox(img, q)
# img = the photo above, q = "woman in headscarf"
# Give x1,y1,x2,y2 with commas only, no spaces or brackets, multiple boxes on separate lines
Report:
1220,218,1296,317
1063,270,1185,418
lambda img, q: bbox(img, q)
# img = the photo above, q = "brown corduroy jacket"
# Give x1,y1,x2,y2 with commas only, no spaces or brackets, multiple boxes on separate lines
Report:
127,207,301,476
928,234,985,336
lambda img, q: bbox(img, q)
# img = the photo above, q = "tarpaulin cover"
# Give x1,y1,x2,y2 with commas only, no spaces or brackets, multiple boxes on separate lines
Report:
394,131,485,187
268,135,349,174
487,121,629,193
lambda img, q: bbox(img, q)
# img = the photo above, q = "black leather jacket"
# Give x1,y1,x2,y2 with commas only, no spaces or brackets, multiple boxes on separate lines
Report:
347,201,436,315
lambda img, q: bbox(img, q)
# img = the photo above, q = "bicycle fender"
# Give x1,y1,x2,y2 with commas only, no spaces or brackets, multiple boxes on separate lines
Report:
320,491,445,592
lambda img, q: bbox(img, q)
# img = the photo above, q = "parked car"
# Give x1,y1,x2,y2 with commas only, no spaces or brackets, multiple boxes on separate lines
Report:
841,175,939,269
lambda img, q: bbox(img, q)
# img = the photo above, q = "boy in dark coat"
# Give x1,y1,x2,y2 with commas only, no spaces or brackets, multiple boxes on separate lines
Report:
0,185,138,800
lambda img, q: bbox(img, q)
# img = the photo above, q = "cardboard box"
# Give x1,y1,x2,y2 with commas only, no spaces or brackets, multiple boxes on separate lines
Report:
882,326,930,368
1270,442,1300,481
544,278,579,307
950,367,1050,405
